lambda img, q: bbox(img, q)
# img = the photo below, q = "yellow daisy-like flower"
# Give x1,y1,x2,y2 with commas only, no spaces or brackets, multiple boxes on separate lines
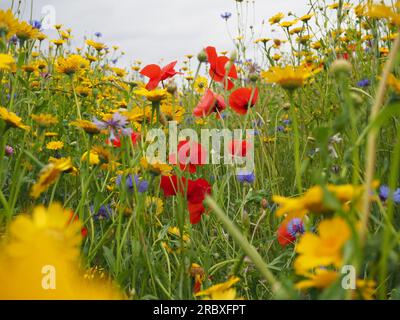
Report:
196,277,241,300
387,73,400,94
295,269,339,290
70,119,101,134
135,88,168,102
280,20,298,28
86,39,106,51
51,39,66,47
46,141,64,151
269,13,285,25
194,76,208,94
56,54,89,75
146,196,164,215
81,151,101,165
140,157,172,176
160,104,185,123
30,157,74,199
0,9,19,39
0,107,29,130
300,13,314,22
261,65,313,90
15,21,39,40
0,203,123,299
31,113,58,127
294,217,351,274
0,53,17,72
273,183,372,221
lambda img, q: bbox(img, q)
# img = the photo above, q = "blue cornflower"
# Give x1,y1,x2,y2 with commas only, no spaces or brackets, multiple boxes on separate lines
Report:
116,174,148,193
91,204,112,220
276,125,285,132
30,20,42,30
236,171,255,184
94,32,102,38
221,12,232,21
287,218,305,238
379,185,400,204
282,119,291,125
357,79,370,87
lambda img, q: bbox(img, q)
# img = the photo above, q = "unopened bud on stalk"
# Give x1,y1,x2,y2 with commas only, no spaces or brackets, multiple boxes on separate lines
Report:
283,103,291,110
249,73,259,83
197,50,207,63
330,59,352,76
167,83,177,95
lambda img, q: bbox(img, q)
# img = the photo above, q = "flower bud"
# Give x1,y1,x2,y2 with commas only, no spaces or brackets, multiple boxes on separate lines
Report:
197,50,207,63
330,59,352,76
249,72,259,83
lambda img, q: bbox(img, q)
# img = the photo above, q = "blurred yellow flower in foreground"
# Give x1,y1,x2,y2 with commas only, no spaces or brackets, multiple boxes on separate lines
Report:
196,277,241,300
294,217,351,274
0,107,29,130
0,53,16,72
0,204,123,299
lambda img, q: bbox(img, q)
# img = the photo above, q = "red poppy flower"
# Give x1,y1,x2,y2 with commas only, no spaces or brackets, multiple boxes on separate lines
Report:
140,61,180,90
170,140,207,173
205,46,238,90
193,89,226,118
160,176,212,224
107,132,140,148
229,87,259,115
228,139,250,157
277,223,295,247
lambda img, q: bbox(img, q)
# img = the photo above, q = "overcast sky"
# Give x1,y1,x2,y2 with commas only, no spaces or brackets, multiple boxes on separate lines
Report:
2,0,317,68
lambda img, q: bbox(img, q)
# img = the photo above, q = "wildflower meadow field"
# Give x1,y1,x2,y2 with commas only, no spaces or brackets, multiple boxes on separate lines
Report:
0,0,400,302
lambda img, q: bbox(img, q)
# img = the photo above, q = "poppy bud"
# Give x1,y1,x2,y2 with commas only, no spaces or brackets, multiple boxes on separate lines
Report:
167,83,177,95
283,103,291,110
249,72,259,83
330,59,352,76
197,50,207,63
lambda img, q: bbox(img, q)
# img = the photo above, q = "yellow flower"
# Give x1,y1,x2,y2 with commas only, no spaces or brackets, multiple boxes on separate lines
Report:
56,54,89,75
135,88,168,102
46,141,64,151
111,67,127,78
81,151,100,165
31,113,58,127
280,20,298,28
70,119,101,134
269,13,285,25
0,9,19,39
273,183,370,220
355,279,376,300
51,39,66,47
387,74,400,94
196,277,241,300
300,13,314,22
15,21,39,40
160,104,185,123
0,203,123,299
140,157,172,176
146,196,164,215
261,65,313,90
0,53,17,72
194,76,208,94
295,269,339,290
294,217,351,274
0,107,29,130
30,158,74,199
86,39,106,51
